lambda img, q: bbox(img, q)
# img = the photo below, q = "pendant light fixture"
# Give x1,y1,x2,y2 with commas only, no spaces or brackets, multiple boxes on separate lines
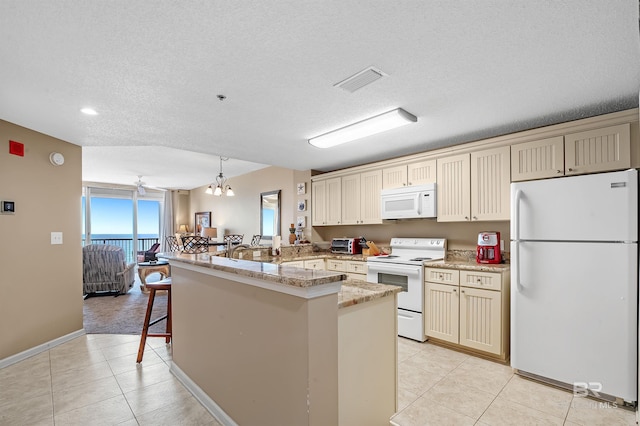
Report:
206,156,235,196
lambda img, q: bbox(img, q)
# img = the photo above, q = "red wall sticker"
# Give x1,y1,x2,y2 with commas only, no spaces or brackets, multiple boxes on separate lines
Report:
9,140,24,157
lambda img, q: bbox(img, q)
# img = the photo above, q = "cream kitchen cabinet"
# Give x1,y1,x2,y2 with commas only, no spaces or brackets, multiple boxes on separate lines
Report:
511,123,631,182
282,260,305,268
346,260,367,281
303,258,325,270
341,170,382,225
326,259,346,272
327,259,368,281
312,177,342,226
382,159,437,189
436,146,510,222
425,266,509,359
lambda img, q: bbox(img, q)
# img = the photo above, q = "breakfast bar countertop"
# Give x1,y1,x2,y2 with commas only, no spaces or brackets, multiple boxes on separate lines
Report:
338,280,402,309
157,252,347,288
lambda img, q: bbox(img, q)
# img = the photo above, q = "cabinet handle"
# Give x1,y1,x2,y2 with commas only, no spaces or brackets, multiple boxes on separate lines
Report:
453,288,457,293
472,216,477,220
465,216,469,221
408,182,412,185
568,168,574,172
461,290,465,294
476,278,481,282
557,170,562,174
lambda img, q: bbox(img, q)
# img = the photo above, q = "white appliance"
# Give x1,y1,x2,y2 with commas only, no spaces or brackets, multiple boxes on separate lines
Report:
380,184,436,219
367,238,446,341
511,169,638,403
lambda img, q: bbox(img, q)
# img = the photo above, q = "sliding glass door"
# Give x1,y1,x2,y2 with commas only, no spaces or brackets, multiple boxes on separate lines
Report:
83,187,162,263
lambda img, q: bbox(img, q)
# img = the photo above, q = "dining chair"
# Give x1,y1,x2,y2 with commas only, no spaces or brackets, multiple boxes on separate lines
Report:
166,235,181,252
181,235,209,253
223,234,244,244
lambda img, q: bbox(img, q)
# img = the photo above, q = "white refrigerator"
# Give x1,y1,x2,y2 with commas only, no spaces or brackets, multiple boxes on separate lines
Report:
511,169,638,403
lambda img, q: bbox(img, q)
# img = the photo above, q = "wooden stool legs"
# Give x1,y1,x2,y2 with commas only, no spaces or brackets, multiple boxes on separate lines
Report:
136,281,172,363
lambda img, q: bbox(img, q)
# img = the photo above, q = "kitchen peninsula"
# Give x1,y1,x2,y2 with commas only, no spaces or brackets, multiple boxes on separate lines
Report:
158,252,400,426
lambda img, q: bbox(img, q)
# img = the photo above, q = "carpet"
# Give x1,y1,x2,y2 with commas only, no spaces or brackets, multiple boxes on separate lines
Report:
83,271,168,335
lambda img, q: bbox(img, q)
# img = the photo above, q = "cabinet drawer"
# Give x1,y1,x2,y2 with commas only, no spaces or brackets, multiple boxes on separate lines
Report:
346,261,367,274
347,272,367,281
282,260,304,268
425,268,459,285
327,259,346,272
460,270,501,291
304,259,325,270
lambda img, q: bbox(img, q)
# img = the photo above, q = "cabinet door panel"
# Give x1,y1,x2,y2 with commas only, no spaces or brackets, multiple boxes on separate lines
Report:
511,136,564,181
360,170,382,224
341,174,361,225
459,287,501,355
326,178,342,225
304,259,325,270
425,282,459,343
382,165,407,189
470,146,510,221
565,123,631,175
407,159,436,185
311,180,326,226
437,154,471,222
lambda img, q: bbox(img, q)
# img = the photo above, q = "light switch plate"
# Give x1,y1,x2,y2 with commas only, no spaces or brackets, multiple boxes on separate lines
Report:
51,232,63,245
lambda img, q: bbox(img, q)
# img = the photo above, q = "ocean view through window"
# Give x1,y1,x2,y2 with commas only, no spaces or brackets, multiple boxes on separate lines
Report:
82,187,162,262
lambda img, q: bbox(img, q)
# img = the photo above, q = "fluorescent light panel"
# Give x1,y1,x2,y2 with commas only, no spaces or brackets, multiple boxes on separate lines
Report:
308,108,417,149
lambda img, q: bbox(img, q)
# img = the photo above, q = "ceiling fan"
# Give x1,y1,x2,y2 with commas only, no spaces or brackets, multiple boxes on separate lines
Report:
135,175,146,195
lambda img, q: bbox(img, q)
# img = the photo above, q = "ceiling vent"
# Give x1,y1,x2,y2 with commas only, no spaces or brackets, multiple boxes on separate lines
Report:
334,67,387,93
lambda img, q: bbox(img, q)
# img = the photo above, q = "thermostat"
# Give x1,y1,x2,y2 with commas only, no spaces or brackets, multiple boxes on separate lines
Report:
1,200,15,214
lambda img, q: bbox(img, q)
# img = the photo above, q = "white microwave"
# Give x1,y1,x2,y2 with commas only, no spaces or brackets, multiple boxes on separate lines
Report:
380,183,437,219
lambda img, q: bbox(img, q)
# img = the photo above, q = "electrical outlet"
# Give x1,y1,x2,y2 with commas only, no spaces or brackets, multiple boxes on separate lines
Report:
51,232,63,245
500,240,504,251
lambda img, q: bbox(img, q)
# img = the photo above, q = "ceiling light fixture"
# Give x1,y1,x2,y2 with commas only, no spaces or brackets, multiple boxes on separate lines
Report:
81,107,98,115
135,175,146,196
308,108,417,149
207,157,235,196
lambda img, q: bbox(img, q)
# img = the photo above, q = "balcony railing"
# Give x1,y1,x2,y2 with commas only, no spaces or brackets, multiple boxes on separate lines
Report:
82,237,160,263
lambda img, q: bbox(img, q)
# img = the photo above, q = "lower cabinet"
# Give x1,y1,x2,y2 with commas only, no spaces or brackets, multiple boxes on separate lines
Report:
327,259,368,281
425,267,509,359
282,260,304,268
304,259,325,270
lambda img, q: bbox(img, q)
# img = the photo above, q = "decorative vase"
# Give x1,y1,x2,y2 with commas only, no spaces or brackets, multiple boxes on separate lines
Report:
289,227,296,244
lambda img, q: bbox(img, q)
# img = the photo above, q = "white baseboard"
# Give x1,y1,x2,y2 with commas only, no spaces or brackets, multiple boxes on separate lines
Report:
170,361,238,426
0,329,86,369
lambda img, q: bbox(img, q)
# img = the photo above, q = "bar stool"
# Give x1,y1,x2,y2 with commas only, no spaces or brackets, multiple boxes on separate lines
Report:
136,278,172,363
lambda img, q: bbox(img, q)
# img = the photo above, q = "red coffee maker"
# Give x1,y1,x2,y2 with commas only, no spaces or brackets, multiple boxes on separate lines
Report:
476,231,501,264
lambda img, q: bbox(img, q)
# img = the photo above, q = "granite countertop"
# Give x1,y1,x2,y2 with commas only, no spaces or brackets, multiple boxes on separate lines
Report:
425,259,511,272
158,252,347,288
338,280,402,309
272,253,369,263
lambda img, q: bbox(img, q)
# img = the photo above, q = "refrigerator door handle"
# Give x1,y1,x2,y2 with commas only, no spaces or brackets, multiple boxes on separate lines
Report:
514,189,523,291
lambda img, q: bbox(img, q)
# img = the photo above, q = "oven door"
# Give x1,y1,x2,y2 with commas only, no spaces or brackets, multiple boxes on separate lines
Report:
366,262,423,312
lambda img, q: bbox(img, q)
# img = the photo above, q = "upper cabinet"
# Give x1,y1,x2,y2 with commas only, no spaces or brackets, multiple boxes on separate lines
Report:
312,177,342,226
437,146,510,222
382,159,437,189
341,170,383,225
511,124,630,182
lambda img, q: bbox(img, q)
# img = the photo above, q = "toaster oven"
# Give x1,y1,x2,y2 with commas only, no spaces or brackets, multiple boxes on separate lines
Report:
331,238,362,254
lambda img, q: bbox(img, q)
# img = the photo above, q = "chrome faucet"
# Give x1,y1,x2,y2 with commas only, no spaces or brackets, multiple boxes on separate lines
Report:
227,243,250,259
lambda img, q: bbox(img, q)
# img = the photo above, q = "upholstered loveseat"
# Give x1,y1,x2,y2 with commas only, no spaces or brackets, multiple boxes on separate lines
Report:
83,244,135,296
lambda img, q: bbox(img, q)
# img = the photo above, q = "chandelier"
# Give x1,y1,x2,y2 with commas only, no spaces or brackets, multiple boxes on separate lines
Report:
205,156,235,196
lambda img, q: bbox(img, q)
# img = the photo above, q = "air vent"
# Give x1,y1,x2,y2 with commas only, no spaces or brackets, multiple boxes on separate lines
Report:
334,67,386,93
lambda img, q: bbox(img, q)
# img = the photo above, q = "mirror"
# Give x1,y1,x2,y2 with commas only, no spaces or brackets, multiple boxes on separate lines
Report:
260,190,280,241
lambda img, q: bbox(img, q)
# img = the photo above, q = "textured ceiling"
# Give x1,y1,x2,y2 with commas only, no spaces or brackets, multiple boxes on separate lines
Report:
0,1,638,190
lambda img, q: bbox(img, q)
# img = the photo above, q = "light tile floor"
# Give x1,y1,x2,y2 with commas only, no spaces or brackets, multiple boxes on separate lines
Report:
391,337,637,426
1,334,636,425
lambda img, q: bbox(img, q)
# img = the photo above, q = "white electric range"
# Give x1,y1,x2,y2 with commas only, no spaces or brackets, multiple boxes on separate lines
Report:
367,238,446,341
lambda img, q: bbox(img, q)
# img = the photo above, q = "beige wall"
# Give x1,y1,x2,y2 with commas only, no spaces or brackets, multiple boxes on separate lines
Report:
0,120,83,360
190,166,306,241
